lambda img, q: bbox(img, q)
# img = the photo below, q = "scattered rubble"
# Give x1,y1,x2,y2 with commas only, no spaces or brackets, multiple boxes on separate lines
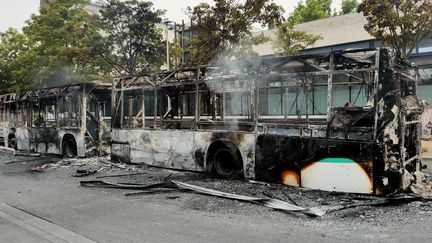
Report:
30,156,135,174
79,177,432,217
4,154,432,220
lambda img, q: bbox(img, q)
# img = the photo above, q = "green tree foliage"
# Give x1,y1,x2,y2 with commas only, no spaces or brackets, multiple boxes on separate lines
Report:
341,0,358,14
96,0,165,75
292,0,332,23
187,0,284,65
0,28,35,92
273,17,321,56
358,0,432,59
23,0,101,87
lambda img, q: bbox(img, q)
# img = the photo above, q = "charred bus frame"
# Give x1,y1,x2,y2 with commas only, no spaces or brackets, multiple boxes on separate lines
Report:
0,82,111,157
111,48,422,194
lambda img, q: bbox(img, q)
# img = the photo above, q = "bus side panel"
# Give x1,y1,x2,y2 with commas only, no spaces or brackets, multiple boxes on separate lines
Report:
15,128,30,151
22,128,84,156
27,128,61,154
111,129,201,171
255,135,375,194
111,129,256,176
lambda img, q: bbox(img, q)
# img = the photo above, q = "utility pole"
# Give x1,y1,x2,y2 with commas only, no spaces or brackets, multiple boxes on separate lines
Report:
181,20,185,64
164,19,173,71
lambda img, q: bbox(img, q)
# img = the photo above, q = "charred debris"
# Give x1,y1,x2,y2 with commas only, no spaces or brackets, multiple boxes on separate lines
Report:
79,177,432,218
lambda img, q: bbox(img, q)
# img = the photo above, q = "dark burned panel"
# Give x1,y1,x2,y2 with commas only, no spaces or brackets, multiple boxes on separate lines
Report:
193,149,205,168
28,128,61,153
111,143,131,163
255,134,374,185
209,132,246,147
372,49,422,194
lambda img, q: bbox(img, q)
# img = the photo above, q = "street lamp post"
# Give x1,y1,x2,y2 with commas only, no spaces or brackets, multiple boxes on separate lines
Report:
164,19,173,71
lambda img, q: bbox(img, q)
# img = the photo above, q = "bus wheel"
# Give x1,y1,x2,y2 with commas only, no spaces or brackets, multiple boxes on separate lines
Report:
211,143,243,179
63,136,77,158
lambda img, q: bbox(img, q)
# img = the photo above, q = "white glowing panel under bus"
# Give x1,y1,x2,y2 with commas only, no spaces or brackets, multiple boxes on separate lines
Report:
301,158,373,194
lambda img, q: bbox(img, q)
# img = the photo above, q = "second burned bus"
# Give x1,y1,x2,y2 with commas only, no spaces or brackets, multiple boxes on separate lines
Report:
0,82,111,157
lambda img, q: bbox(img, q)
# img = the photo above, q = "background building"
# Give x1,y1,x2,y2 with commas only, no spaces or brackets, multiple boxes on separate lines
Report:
252,12,432,104
40,0,104,14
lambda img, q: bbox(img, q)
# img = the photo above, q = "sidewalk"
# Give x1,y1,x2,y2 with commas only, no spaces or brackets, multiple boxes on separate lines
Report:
0,202,95,243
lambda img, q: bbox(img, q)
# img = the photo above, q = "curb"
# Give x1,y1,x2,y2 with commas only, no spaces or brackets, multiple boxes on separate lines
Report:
0,202,95,243
0,146,15,156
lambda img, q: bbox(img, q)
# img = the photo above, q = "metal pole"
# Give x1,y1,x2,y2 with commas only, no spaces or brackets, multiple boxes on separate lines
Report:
190,17,193,44
166,22,170,71
194,69,200,127
327,54,334,124
111,79,116,130
174,22,177,68
142,91,145,128
120,82,124,128
181,20,185,64
154,85,158,129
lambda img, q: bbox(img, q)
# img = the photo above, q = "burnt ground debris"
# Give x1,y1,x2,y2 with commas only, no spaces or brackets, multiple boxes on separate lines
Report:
3,152,432,219
3,153,432,241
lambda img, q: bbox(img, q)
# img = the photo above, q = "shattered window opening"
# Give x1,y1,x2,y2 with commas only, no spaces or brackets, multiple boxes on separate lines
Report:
58,94,81,128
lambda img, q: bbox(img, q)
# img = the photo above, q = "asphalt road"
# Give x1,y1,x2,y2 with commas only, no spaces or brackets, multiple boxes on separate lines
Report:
1,154,432,243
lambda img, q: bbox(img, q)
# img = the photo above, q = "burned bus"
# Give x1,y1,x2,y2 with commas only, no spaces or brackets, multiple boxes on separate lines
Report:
0,82,111,157
111,48,422,194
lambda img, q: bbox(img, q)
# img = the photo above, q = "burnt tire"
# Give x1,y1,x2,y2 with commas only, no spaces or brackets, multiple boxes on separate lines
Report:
211,143,243,179
63,137,77,158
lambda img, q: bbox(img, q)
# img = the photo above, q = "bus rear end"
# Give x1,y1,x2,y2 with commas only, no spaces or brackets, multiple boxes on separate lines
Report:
254,48,422,194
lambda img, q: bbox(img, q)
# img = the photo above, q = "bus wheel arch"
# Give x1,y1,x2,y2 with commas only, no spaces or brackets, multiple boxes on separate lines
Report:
206,140,243,179
62,134,77,158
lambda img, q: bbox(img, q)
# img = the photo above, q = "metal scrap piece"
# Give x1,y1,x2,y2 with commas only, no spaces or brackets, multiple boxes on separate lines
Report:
80,180,175,190
170,180,318,216
171,181,428,217
80,179,429,217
